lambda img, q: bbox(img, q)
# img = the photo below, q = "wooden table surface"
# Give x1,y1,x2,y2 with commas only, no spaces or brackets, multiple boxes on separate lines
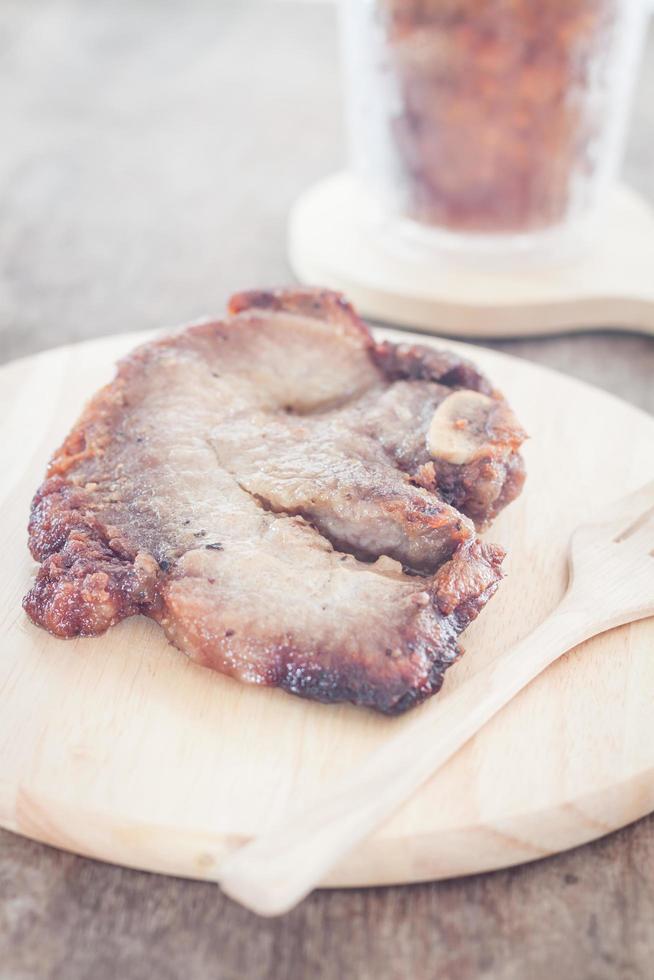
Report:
1,3,652,977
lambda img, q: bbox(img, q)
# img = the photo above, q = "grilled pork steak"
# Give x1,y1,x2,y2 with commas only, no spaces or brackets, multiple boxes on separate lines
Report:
24,289,525,713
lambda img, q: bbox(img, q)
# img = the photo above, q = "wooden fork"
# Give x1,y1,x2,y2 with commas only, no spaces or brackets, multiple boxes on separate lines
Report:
218,480,654,916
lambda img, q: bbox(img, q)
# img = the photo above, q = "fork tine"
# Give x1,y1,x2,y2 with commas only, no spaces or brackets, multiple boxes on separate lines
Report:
591,479,654,533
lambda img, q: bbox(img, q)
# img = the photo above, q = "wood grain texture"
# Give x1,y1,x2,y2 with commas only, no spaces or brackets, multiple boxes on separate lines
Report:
1,327,653,888
1,819,652,980
0,2,653,978
219,496,654,914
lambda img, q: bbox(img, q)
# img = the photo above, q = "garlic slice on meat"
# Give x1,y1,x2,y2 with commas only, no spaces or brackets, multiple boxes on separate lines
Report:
427,390,496,465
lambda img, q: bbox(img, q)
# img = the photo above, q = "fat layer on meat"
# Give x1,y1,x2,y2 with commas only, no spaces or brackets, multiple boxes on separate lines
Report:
23,288,524,713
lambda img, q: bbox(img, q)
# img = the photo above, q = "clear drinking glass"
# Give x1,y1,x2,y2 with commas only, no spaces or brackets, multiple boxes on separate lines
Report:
340,0,647,245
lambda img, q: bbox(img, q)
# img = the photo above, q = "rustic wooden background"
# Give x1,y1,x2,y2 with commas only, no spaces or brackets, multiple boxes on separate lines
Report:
1,2,652,978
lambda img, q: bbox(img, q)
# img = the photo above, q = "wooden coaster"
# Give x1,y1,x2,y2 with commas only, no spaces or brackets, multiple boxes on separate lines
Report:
288,173,654,338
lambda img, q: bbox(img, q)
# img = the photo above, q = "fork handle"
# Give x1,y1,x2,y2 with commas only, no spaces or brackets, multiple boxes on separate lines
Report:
218,599,599,916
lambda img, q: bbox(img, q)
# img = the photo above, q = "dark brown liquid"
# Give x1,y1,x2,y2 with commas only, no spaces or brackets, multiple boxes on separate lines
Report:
378,0,619,232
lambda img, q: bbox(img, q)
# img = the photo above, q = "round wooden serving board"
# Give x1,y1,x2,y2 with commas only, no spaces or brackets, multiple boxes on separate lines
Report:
1,328,653,889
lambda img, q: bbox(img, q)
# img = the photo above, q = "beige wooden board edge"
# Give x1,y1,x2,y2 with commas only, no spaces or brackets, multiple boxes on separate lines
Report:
288,174,654,338
0,327,653,889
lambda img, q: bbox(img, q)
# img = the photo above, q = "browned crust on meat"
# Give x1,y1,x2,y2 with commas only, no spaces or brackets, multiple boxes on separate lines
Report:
435,453,527,527
275,540,505,714
229,287,373,347
411,398,527,526
25,476,161,636
23,287,525,714
154,539,504,715
372,338,493,394
373,339,526,526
